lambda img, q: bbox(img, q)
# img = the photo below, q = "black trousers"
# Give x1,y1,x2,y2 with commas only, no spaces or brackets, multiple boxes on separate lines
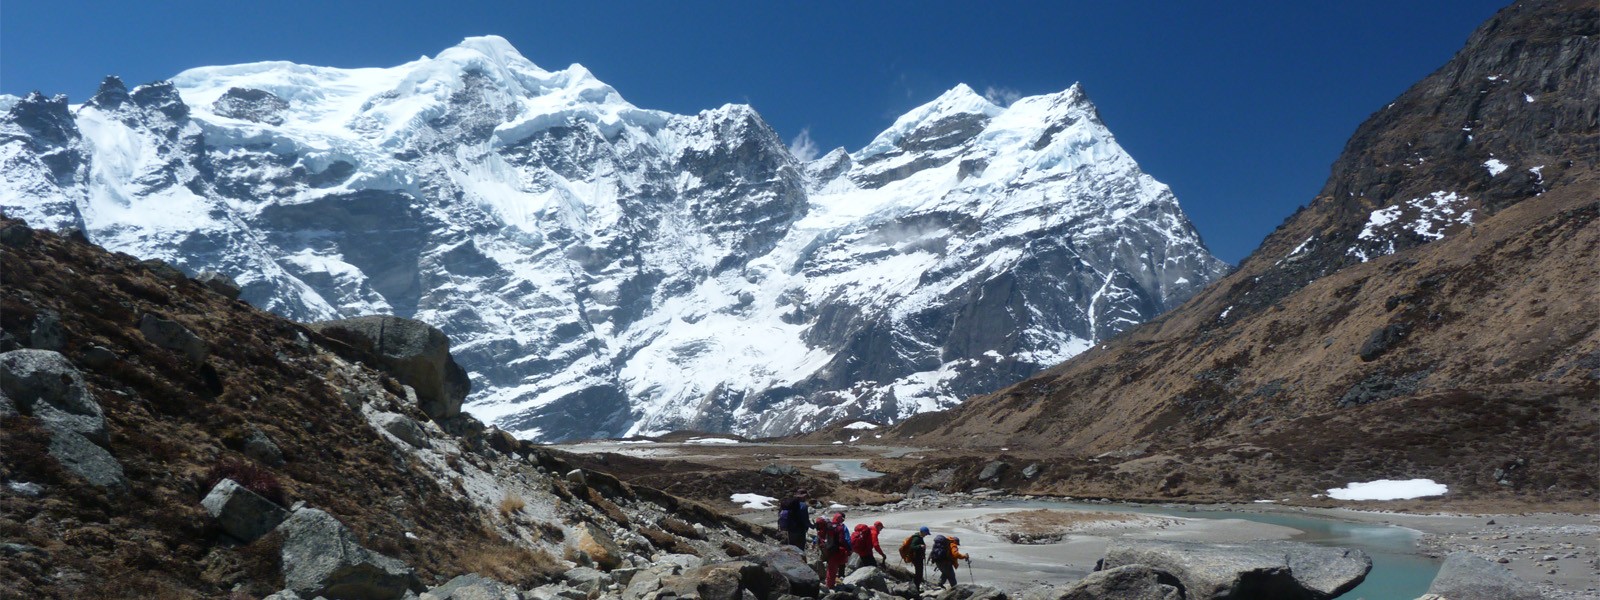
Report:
936,562,957,587
786,529,807,550
911,553,926,586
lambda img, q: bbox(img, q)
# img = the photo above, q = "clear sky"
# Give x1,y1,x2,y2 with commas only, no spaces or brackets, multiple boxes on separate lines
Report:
2,1,1508,264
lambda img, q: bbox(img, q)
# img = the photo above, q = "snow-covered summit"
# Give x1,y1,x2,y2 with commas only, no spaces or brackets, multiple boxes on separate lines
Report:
0,36,1227,441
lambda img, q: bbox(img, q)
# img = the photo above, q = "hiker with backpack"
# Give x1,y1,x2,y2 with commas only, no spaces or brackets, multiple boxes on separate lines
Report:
820,513,852,588
898,526,929,589
929,534,970,588
851,523,876,568
776,489,811,550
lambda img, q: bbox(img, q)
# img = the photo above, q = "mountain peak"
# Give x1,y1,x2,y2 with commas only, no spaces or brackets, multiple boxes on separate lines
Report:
857,82,1003,160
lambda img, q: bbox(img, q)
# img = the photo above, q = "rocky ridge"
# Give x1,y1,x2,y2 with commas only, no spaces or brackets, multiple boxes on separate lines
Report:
0,36,1225,441
882,0,1598,503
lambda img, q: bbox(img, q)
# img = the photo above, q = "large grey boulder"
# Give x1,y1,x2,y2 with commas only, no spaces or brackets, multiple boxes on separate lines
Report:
0,349,106,443
139,313,209,362
276,507,422,599
934,584,1007,600
753,546,820,598
663,563,745,600
841,566,887,593
47,428,125,489
422,573,522,600
563,566,612,595
1425,552,1543,600
244,427,287,466
1057,565,1180,600
309,316,470,420
202,478,288,542
1102,540,1370,600
978,461,1009,482
374,412,429,448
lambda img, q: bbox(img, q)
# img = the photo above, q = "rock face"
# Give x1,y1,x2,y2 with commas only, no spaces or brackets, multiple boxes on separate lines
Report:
1101,540,1369,600
0,36,1225,441
138,313,209,362
1057,565,1180,600
202,478,288,542
309,316,470,420
276,507,421,600
1425,552,1543,600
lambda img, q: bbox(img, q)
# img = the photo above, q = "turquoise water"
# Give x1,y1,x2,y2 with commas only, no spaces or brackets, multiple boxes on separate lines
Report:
814,459,886,481
1019,501,1440,599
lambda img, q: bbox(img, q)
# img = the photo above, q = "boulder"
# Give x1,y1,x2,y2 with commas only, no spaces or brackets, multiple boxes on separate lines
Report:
1056,565,1180,600
423,573,522,600
753,546,820,598
0,349,107,443
276,507,422,599
664,563,744,600
47,428,125,489
1425,552,1543,600
0,223,33,247
933,584,1007,600
622,568,669,600
196,270,242,300
575,523,625,570
81,345,118,369
263,591,304,600
374,412,429,448
244,427,287,466
760,464,800,477
1101,540,1370,600
309,316,470,420
1021,463,1042,480
841,566,887,593
0,390,15,419
30,309,65,351
202,478,288,543
564,566,613,595
140,258,187,281
978,461,1009,482
567,469,589,487
524,584,588,600
139,313,209,362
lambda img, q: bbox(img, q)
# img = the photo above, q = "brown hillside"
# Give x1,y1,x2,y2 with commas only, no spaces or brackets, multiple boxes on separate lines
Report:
884,0,1599,504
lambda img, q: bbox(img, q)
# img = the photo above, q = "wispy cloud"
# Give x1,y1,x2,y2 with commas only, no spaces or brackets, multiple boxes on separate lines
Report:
983,85,1022,107
789,127,820,162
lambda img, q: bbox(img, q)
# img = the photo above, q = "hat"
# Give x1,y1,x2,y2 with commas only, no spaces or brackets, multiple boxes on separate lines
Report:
873,521,883,529
832,512,845,523
919,526,930,535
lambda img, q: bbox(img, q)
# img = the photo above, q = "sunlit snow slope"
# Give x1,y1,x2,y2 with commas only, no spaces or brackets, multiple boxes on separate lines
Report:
0,36,1228,440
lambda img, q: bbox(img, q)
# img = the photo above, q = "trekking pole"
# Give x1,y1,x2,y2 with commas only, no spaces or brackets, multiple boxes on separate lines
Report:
966,559,975,586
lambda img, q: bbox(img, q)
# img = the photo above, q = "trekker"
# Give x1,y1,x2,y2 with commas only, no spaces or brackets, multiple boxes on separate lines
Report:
851,523,876,568
898,526,929,589
821,513,852,588
870,521,888,564
929,534,969,588
777,489,811,550
811,517,828,563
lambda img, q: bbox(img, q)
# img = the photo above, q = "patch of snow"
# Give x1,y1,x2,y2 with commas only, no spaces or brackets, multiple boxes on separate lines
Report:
1219,306,1233,320
730,493,777,509
1523,93,1536,103
684,437,740,445
844,421,879,430
1326,479,1448,501
1483,158,1508,176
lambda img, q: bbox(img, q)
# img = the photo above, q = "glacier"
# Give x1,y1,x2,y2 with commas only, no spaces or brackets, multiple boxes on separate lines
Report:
0,35,1229,441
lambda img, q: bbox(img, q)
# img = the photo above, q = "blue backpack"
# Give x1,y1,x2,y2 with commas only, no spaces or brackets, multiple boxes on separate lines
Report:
929,535,951,563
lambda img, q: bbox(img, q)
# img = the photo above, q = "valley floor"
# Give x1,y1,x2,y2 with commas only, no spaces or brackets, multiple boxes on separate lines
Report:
555,438,1600,598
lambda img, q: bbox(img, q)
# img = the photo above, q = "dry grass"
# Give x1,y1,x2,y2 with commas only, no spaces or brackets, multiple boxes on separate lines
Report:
457,543,563,587
983,509,1137,535
498,490,526,518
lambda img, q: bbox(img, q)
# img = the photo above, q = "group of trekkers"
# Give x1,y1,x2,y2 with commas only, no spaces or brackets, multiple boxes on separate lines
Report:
778,489,970,590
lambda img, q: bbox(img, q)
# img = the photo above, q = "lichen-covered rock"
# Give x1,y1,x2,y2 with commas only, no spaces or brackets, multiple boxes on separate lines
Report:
752,547,819,598
374,412,429,448
841,566,887,594
202,478,288,543
422,573,522,600
47,428,125,489
574,522,625,571
276,507,421,599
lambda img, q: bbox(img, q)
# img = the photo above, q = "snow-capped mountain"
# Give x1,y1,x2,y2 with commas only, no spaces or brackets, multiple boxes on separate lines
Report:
0,36,1228,440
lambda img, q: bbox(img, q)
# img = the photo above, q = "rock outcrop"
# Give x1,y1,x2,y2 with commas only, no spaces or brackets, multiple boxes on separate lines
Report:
1423,552,1544,600
202,478,288,543
1055,565,1181,600
310,316,470,420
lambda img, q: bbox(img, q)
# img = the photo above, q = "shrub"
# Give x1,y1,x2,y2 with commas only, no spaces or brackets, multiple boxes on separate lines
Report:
498,490,526,518
203,459,287,506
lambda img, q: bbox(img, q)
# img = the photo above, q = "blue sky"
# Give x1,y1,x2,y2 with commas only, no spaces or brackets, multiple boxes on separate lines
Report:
2,1,1507,263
